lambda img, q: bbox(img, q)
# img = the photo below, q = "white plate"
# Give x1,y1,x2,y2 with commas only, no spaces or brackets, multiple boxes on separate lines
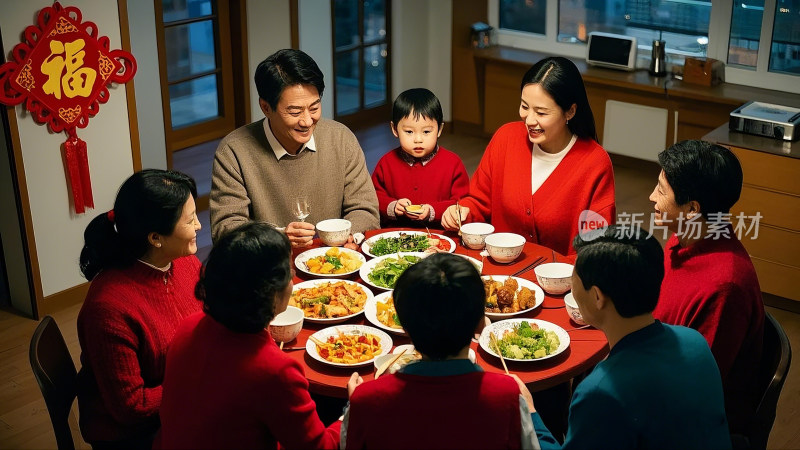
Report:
359,252,429,291
481,276,545,319
364,291,406,335
361,231,456,258
479,319,570,362
456,254,484,275
306,324,393,368
294,247,366,278
290,279,373,324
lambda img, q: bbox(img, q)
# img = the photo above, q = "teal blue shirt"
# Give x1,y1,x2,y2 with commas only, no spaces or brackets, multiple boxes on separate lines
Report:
535,321,731,449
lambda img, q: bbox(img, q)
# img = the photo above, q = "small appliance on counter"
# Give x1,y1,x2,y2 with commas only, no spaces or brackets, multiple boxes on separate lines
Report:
649,40,667,76
729,101,800,141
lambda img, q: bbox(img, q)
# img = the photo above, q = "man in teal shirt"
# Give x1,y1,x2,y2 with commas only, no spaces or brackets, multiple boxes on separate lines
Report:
529,225,731,449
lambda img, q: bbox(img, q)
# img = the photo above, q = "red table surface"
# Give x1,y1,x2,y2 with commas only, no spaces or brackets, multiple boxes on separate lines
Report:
284,228,609,398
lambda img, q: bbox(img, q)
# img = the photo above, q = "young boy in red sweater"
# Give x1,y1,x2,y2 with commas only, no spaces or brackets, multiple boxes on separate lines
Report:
342,253,541,449
371,88,469,227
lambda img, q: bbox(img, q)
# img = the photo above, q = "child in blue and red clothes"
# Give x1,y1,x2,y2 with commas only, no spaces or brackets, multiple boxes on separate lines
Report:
342,253,542,449
371,88,469,227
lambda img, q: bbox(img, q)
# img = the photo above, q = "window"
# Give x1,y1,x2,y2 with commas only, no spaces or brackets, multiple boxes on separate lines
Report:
557,1,711,56
332,0,391,126
155,0,237,157
770,0,800,75
500,0,547,35
489,0,800,93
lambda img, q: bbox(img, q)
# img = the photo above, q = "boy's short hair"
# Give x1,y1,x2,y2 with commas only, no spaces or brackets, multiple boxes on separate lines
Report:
392,88,443,129
658,140,743,220
573,225,664,318
393,253,484,360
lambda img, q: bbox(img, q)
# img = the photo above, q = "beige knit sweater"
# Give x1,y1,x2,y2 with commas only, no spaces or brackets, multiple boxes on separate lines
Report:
209,118,380,242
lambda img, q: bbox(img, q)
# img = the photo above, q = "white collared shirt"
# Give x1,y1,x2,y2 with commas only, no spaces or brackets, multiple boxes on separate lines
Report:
263,118,317,159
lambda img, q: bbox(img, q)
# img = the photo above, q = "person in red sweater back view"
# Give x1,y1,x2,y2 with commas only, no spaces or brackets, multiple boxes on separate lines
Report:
649,140,765,437
371,88,469,227
76,169,203,449
157,222,348,450
441,57,615,257
343,253,542,450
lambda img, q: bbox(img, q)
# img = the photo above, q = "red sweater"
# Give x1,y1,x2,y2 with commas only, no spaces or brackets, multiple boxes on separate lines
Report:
653,231,764,433
345,370,522,450
76,256,202,443
156,312,341,450
372,146,469,225
460,122,615,256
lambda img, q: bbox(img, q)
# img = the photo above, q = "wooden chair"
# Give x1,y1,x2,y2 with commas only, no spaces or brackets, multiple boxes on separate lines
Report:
29,315,79,450
736,311,792,450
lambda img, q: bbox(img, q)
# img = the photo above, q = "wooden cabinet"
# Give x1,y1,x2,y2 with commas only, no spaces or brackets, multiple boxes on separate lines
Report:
704,126,800,302
466,47,800,159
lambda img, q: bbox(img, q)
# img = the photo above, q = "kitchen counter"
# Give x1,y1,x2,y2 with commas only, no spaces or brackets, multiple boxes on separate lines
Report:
704,125,800,160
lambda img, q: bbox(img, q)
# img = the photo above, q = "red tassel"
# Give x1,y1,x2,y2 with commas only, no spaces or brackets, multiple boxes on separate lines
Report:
63,129,93,214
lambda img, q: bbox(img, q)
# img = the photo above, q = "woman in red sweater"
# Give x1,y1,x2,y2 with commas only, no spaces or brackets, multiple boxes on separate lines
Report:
77,169,203,449
157,222,347,449
442,57,615,256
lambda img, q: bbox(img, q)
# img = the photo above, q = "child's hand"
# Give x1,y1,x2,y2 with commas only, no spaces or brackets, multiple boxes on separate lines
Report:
509,374,535,412
347,372,364,398
394,198,412,217
408,204,431,221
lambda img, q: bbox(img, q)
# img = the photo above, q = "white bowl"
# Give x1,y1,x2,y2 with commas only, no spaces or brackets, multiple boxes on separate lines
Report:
268,306,304,343
534,262,574,295
460,222,495,250
484,233,525,264
316,219,352,246
564,292,586,326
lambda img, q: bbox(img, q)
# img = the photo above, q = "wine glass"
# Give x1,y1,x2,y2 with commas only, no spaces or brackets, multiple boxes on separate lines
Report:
293,196,310,222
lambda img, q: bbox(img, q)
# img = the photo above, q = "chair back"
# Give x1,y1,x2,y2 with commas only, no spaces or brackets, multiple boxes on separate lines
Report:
29,315,78,450
748,311,792,449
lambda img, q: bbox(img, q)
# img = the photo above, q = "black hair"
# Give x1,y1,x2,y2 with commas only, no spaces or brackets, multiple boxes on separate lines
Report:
196,222,292,333
393,253,485,360
520,56,597,141
79,169,197,281
391,88,444,129
573,225,664,318
254,49,325,110
658,140,743,220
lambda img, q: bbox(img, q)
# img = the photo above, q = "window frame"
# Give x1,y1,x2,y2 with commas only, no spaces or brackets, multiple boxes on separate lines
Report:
487,0,800,95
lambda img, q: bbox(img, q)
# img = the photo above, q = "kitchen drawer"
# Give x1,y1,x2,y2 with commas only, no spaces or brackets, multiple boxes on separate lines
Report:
738,222,800,268
734,186,800,232
731,146,800,196
751,257,800,302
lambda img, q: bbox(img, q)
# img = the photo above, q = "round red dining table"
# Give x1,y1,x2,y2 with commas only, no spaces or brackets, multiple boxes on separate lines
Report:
283,228,609,398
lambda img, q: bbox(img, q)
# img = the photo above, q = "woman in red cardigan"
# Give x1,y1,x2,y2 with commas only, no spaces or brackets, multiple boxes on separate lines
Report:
77,169,203,449
442,57,615,257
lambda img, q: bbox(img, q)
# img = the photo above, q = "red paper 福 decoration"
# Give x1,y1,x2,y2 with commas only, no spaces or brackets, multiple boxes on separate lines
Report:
0,2,136,213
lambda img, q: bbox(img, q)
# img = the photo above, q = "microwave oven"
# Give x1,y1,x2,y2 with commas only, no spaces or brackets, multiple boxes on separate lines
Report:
586,32,637,72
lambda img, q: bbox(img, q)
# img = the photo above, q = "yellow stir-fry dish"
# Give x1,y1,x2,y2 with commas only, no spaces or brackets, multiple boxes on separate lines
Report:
304,247,363,274
375,296,402,329
289,281,367,319
484,277,538,313
315,332,382,364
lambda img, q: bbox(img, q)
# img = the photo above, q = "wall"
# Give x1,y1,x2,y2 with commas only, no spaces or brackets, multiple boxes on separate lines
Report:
246,1,292,122
0,1,135,298
127,0,167,170
392,0,452,121
298,0,334,119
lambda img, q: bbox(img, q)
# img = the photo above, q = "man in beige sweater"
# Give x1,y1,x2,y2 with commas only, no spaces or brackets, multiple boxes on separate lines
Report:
210,49,380,247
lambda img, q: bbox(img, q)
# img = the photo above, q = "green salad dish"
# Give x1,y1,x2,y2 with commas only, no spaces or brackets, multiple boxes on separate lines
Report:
363,254,424,289
481,319,568,361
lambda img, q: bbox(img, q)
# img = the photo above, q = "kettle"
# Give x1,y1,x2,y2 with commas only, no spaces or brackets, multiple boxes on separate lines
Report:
650,40,667,77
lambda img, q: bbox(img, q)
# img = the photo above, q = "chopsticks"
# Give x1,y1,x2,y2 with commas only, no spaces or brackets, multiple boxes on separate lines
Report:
511,256,547,277
308,335,326,347
455,199,463,236
489,332,509,375
375,348,408,379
